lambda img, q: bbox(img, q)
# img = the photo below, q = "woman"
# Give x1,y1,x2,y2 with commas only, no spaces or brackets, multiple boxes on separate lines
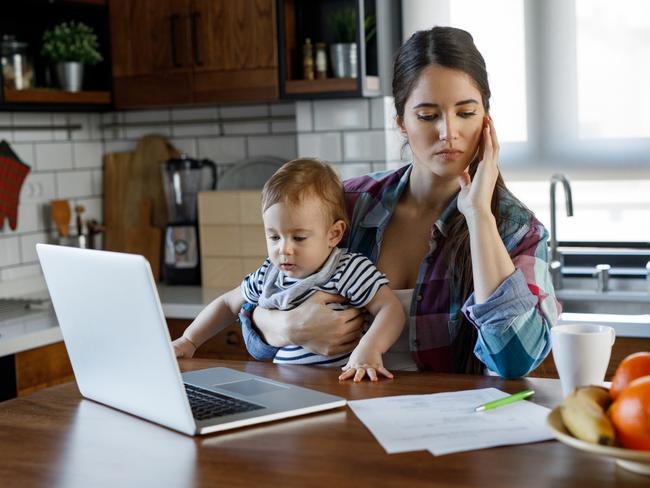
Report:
240,26,560,379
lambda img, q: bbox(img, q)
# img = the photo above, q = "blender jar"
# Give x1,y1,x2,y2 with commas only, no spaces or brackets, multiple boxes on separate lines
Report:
1,35,34,90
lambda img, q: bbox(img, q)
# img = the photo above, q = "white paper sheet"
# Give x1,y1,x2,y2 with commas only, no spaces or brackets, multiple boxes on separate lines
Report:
347,387,553,456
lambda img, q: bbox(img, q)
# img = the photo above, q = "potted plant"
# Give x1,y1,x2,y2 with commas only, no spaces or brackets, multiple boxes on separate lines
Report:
328,7,375,79
41,21,102,92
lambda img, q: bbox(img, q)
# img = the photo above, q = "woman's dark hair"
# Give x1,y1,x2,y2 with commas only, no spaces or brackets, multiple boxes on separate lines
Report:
393,26,510,375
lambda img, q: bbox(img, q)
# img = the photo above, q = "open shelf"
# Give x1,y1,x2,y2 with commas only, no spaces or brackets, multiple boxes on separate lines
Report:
4,88,111,105
285,76,377,95
277,0,399,99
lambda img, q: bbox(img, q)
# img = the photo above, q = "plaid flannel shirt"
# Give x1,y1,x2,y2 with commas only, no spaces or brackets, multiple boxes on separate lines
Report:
241,164,559,378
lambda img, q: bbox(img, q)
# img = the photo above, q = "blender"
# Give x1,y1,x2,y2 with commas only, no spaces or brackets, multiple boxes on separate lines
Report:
161,155,217,284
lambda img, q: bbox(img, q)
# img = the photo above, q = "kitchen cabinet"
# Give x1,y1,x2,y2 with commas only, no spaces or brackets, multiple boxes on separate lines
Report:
0,342,74,401
277,0,401,99
167,318,250,361
109,0,279,108
0,0,112,111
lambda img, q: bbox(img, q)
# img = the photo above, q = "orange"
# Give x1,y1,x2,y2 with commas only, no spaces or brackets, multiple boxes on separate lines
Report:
610,351,650,400
608,376,650,451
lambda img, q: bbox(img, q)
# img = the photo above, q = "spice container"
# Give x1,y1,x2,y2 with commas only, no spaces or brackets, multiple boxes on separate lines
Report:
1,35,34,90
315,42,328,79
302,38,314,80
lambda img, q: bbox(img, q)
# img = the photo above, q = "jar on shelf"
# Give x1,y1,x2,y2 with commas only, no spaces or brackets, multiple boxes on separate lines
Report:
1,35,34,90
315,42,327,79
302,38,314,80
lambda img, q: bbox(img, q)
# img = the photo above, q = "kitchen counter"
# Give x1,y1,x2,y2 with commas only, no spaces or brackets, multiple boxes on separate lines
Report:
0,285,225,358
2,283,649,358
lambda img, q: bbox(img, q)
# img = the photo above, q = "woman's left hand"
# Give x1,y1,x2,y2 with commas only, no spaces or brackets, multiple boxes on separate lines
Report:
457,115,500,220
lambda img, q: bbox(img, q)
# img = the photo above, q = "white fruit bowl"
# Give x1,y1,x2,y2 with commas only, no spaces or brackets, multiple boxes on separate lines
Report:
547,407,650,476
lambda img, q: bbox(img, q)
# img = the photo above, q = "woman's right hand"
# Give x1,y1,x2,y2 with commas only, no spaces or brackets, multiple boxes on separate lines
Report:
254,291,365,356
172,336,197,358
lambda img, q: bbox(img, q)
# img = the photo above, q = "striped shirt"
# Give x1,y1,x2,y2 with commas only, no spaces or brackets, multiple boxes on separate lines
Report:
240,251,388,366
240,164,560,378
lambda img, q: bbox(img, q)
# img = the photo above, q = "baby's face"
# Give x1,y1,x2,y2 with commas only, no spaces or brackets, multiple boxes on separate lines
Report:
262,195,339,279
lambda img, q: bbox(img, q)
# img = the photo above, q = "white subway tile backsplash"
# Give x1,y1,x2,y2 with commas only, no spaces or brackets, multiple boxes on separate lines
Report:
13,203,40,233
126,127,172,139
197,137,246,163
271,120,296,133
385,129,406,162
52,113,70,141
0,236,21,267
270,102,296,116
56,170,94,199
297,132,342,162
67,113,92,141
73,142,104,169
91,170,103,196
100,112,124,140
172,123,219,138
171,106,218,121
0,263,42,281
370,97,397,130
19,173,56,204
12,113,53,142
295,101,313,132
333,162,373,180
11,143,35,165
20,232,48,263
35,143,73,171
220,104,268,119
223,122,269,135
0,112,13,142
247,135,296,161
343,131,386,161
123,109,170,123
104,140,136,153
170,138,198,157
313,99,369,131
124,110,171,139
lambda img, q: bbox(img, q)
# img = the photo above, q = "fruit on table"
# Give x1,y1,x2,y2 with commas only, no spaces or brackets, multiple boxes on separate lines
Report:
608,376,650,451
560,385,616,446
610,351,650,400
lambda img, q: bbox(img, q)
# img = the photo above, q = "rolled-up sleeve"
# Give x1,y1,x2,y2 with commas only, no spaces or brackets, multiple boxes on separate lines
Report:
462,221,560,379
239,303,279,361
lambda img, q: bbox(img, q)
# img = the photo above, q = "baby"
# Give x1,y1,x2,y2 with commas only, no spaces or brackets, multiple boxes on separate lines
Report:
172,158,405,382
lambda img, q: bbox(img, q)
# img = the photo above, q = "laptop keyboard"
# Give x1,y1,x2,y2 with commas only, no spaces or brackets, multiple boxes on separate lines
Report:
184,383,264,421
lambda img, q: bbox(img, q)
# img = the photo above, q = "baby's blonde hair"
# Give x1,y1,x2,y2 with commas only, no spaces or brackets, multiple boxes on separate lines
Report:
261,158,348,227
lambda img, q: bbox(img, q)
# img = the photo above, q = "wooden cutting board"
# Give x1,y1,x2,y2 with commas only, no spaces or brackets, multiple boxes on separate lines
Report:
126,198,162,281
103,135,180,279
103,151,132,252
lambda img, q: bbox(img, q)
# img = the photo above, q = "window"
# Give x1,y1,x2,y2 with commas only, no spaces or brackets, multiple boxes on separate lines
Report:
401,0,650,243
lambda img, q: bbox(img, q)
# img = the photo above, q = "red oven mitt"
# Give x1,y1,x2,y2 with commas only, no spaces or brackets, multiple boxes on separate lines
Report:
0,140,31,230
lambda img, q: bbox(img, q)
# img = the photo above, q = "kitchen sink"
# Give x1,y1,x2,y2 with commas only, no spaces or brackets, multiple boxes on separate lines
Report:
555,277,650,337
557,277,649,315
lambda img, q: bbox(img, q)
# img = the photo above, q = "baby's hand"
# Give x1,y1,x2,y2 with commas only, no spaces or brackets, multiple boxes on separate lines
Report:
338,343,393,382
172,336,197,358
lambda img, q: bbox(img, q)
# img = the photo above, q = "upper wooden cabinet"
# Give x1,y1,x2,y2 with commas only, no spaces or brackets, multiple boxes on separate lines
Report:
109,0,278,108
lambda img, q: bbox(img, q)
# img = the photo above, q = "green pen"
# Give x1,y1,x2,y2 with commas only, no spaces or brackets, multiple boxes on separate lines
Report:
474,389,535,412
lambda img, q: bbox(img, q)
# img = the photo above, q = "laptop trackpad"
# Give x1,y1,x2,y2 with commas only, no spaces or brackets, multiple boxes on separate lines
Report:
216,379,286,396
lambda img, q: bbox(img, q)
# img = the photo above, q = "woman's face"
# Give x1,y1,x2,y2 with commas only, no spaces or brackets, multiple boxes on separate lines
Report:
397,64,486,178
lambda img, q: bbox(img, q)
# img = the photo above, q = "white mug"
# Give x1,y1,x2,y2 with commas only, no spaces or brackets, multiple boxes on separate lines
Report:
551,324,616,397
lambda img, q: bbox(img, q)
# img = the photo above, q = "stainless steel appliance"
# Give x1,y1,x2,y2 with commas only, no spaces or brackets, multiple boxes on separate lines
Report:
161,155,216,284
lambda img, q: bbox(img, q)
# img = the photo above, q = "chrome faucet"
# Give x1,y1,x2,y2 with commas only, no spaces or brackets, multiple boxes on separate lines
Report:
549,174,574,289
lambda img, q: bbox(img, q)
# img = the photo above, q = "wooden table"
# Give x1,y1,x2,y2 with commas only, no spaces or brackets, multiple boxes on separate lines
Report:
0,359,647,487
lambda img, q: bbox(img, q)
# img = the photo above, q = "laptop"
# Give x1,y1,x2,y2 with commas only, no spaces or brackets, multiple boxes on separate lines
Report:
36,244,346,436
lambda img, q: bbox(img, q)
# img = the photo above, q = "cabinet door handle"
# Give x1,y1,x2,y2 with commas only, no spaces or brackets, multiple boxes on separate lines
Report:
170,14,181,67
190,11,203,66
226,331,239,346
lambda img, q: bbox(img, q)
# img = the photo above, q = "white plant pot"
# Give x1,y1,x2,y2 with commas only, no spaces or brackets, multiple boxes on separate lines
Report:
56,62,84,92
329,43,358,78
